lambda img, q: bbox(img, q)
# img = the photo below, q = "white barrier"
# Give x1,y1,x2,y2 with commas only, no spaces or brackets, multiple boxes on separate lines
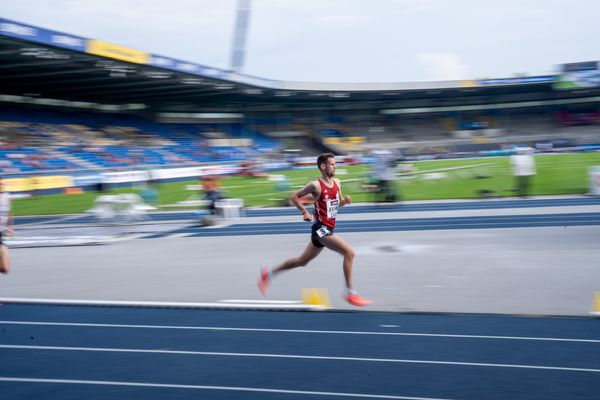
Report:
590,166,600,196
87,193,155,221
214,198,244,219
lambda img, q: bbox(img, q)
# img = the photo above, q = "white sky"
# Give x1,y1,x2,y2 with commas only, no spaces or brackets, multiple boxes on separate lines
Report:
2,0,599,83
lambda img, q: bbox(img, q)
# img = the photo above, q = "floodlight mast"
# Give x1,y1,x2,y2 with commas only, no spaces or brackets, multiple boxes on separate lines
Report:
230,0,252,73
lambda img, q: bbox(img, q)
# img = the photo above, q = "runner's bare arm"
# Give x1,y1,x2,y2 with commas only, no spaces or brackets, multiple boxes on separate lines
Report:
290,181,318,221
336,179,351,207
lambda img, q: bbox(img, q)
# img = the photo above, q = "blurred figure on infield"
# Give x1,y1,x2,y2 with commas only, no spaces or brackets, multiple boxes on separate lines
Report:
201,175,222,214
510,146,536,198
0,178,14,274
258,153,372,306
372,149,401,203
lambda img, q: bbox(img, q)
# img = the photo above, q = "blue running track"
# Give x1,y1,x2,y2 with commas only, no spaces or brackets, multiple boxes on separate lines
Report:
0,304,599,400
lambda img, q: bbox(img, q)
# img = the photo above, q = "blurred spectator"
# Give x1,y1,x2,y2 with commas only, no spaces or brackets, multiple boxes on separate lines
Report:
140,179,159,206
510,147,536,198
201,176,223,214
372,149,401,202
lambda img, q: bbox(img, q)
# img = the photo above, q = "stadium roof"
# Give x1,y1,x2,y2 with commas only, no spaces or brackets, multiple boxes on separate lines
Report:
0,17,599,114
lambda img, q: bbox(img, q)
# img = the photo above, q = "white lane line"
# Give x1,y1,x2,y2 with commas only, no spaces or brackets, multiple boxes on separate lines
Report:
204,222,233,229
220,299,303,304
0,298,323,310
1,344,598,373
0,320,598,343
167,233,196,239
0,377,452,400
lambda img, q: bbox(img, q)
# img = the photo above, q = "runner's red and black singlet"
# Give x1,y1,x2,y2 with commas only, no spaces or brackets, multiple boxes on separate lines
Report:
313,179,340,229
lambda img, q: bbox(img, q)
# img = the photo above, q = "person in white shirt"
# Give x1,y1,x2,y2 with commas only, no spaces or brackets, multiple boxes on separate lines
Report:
0,178,14,274
510,147,536,198
372,149,399,202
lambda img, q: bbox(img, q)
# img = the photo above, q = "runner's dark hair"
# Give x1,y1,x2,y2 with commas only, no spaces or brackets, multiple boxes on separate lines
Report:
316,153,335,169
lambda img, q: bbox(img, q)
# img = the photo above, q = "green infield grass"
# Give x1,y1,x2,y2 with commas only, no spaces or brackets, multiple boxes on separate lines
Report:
11,152,600,216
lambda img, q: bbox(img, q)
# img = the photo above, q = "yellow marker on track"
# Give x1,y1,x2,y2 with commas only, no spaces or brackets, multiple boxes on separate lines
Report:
592,292,600,316
302,288,331,310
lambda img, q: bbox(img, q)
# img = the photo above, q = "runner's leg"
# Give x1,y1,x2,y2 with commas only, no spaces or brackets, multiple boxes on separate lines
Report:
0,245,10,274
272,241,323,277
319,233,355,290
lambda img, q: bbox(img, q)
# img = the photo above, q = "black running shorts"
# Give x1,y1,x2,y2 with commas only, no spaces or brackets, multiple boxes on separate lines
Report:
311,222,334,248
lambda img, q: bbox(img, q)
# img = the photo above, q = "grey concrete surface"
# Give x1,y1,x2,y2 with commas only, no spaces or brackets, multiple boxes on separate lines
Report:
2,222,599,315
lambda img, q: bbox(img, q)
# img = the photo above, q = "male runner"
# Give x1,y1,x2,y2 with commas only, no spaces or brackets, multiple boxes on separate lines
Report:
0,178,14,274
258,153,372,306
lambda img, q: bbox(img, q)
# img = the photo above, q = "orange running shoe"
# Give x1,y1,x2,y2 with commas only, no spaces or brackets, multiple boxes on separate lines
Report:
257,267,271,296
345,293,373,307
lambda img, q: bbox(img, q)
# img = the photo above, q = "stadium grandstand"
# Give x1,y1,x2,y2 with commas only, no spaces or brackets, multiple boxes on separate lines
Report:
0,17,598,188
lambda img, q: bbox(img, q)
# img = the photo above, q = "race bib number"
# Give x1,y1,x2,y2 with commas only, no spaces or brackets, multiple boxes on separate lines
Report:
326,198,339,219
316,225,331,238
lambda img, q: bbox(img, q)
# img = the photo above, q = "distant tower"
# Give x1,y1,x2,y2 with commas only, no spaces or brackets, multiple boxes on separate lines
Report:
230,0,252,73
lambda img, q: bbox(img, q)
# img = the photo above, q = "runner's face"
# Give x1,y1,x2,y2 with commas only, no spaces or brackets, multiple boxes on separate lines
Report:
324,158,336,177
